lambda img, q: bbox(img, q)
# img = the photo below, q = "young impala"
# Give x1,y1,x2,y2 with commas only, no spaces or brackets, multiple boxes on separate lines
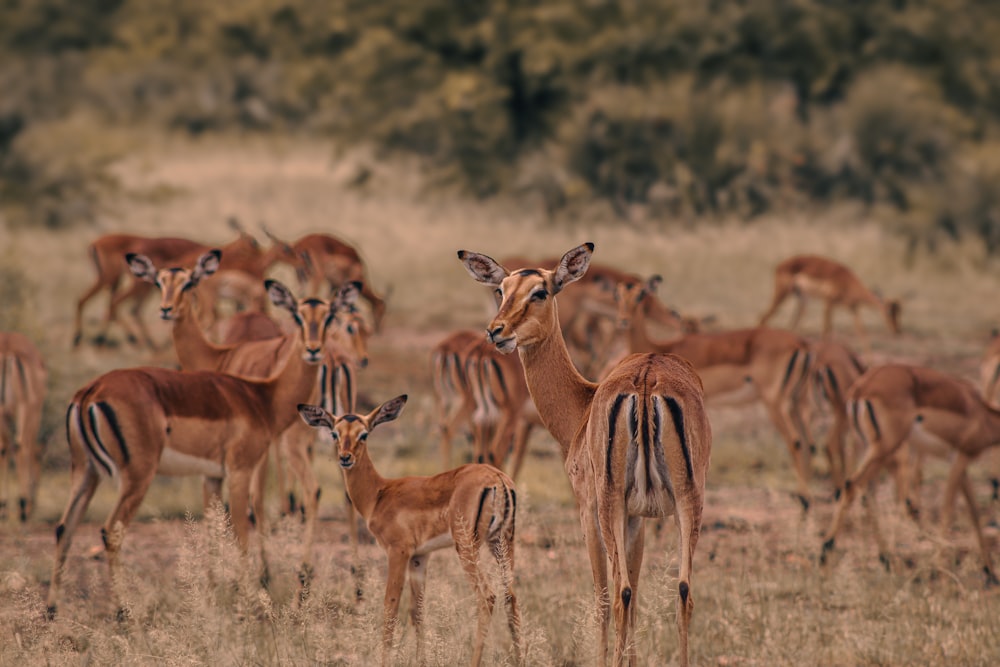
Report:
298,395,522,667
459,244,711,667
46,279,336,620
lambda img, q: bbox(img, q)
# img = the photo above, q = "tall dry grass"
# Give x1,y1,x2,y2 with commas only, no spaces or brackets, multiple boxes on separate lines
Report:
1,135,999,665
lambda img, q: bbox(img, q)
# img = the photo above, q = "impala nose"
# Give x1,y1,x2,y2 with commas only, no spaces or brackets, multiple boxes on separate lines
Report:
487,326,504,343
360,357,369,368
305,347,322,362
160,307,173,320
339,454,353,468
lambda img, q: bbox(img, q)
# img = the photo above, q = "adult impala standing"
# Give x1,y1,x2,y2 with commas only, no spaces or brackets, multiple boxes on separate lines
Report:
459,244,711,667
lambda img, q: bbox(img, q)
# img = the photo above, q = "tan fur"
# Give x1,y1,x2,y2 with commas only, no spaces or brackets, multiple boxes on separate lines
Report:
128,251,367,598
460,245,711,667
46,280,337,619
805,339,866,489
298,396,522,667
0,332,47,522
758,254,902,346
820,363,1000,585
615,276,814,508
431,329,486,469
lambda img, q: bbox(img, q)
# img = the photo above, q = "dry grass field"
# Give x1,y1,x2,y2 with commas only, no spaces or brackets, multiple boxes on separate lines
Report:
2,135,1000,666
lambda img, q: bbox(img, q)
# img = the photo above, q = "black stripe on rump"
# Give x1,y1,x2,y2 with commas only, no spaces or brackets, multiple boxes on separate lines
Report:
0,355,7,404
489,358,508,400
780,349,800,392
473,487,491,540
865,400,881,441
96,401,130,464
77,401,111,476
825,367,841,403
606,393,628,487
88,406,116,470
664,396,694,482
509,488,517,535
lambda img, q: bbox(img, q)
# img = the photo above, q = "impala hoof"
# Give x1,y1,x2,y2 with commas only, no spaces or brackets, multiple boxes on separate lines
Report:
45,605,57,621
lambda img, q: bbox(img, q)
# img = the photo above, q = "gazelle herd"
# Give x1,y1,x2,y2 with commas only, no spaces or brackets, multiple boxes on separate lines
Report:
3,223,999,667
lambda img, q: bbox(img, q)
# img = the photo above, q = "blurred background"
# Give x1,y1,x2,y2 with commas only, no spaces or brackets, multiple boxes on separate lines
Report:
3,0,1000,255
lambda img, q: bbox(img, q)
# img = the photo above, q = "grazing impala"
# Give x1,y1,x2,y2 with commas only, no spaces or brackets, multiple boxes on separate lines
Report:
127,251,366,595
298,396,522,667
614,274,814,509
819,364,1000,586
47,280,337,619
758,254,902,345
978,331,1000,500
460,244,711,667
0,332,47,522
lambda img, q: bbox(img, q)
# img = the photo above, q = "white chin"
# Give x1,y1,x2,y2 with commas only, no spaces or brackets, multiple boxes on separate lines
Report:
496,339,518,354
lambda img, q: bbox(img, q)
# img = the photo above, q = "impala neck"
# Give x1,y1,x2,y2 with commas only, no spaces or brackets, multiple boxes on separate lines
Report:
517,302,597,459
626,299,679,355
340,452,386,521
264,339,322,435
173,294,229,370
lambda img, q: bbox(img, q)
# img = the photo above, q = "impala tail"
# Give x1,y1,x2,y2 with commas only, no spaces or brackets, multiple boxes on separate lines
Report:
473,475,517,545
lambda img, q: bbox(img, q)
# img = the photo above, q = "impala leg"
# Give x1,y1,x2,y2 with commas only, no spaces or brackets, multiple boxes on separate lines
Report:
284,427,320,601
227,470,269,588
789,293,808,331
597,489,635,667
456,527,494,667
826,412,849,491
957,469,998,585
821,445,898,564
507,421,534,482
46,462,101,618
202,476,223,516
407,554,429,666
674,491,702,667
0,414,10,520
490,531,522,665
381,551,409,667
14,400,43,521
579,501,610,665
850,307,871,354
758,285,790,328
103,472,157,618
820,301,834,336
74,277,109,346
765,401,812,511
860,477,891,570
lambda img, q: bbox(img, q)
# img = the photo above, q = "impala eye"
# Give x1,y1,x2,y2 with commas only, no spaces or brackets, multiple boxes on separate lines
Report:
531,289,548,301
346,323,356,335
358,432,368,442
330,430,340,441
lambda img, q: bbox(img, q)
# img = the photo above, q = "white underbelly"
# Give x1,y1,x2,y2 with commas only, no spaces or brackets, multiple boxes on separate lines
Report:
414,532,454,556
158,447,225,478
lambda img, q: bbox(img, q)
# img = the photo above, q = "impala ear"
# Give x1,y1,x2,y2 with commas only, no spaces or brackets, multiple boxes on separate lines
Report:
126,253,158,283
644,274,663,295
333,281,363,311
370,394,408,429
186,249,221,289
298,403,335,430
266,279,298,315
552,243,594,294
457,250,509,287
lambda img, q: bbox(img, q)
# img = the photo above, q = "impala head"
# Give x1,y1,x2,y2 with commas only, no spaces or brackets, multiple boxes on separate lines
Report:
268,279,361,363
298,394,407,468
127,250,221,321
458,243,594,352
331,305,372,367
613,274,662,330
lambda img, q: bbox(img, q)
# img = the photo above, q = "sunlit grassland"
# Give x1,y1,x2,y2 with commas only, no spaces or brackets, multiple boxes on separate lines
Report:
2,135,1000,665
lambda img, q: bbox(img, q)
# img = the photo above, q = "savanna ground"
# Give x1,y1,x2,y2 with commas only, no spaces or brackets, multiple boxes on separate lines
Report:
2,135,1000,666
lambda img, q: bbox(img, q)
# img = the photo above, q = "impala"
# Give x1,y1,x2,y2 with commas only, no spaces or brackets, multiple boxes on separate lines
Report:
0,332,47,522
819,363,1000,586
460,244,711,667
47,279,337,619
805,339,866,490
298,395,522,667
265,229,388,331
758,254,902,344
614,274,814,509
431,329,483,470
127,251,366,595
215,311,285,345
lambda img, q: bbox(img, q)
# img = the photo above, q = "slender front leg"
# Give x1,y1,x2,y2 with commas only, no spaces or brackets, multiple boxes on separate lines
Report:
957,470,998,585
408,554,429,666
382,551,409,667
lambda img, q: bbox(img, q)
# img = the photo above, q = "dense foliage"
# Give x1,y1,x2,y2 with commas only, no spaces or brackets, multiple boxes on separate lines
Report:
2,0,999,250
